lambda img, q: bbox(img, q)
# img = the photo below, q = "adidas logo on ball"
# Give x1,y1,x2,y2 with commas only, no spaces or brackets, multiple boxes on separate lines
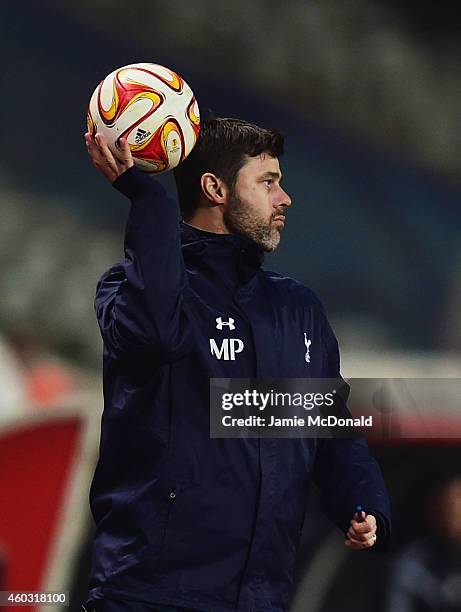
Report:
134,128,151,144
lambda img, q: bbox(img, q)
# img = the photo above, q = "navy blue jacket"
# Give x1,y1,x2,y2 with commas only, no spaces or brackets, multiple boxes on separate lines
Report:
86,166,391,612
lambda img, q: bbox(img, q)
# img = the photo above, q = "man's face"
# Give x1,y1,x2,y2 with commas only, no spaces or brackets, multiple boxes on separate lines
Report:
223,153,292,252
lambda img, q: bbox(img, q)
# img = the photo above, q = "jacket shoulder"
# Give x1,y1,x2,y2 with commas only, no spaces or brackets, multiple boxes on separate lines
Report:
261,270,324,310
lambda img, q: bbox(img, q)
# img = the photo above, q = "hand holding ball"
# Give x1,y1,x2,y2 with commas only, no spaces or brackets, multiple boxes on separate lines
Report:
87,63,200,174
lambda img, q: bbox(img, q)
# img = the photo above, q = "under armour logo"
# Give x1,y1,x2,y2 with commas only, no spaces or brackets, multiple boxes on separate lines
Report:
216,317,235,331
304,333,311,364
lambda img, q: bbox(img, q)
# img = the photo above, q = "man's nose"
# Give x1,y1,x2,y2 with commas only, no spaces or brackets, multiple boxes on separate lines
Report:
279,188,292,208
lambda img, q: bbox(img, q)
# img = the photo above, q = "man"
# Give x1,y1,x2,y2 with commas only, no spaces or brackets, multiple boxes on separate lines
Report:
83,118,391,612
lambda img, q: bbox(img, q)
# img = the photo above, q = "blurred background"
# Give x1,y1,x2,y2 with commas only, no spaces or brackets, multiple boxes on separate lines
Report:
1,0,461,610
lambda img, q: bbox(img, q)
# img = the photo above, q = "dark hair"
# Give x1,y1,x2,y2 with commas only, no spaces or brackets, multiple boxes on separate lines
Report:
174,117,284,217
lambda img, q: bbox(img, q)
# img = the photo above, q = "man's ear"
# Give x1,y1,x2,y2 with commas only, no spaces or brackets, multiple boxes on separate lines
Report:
200,173,228,205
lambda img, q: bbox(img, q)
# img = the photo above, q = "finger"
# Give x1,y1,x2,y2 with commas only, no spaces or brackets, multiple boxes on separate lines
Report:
349,527,376,540
85,132,106,167
94,131,108,147
349,521,377,539
345,537,375,550
351,516,376,533
118,137,134,168
346,532,376,547
349,518,377,535
84,132,100,154
347,525,376,541
95,133,119,175
95,132,115,160
350,521,371,534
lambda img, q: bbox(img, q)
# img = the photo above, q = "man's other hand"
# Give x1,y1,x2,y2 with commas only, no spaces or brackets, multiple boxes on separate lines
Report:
344,511,377,550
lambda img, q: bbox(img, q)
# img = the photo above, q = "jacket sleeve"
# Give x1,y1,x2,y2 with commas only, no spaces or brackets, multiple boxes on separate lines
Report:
95,166,194,362
311,303,392,550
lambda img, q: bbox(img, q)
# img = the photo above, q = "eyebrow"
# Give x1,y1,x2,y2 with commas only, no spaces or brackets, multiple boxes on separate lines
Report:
259,171,282,181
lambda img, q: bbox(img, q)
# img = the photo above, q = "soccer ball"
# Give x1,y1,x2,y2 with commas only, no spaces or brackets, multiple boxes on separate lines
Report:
87,63,200,173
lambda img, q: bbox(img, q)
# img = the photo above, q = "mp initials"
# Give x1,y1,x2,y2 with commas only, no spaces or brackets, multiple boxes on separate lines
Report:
210,338,244,361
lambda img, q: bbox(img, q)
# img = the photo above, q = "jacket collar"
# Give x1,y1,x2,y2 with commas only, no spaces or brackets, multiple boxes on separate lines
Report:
180,222,265,288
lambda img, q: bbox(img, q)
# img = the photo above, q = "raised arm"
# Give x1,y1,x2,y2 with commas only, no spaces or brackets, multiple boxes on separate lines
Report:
85,133,194,362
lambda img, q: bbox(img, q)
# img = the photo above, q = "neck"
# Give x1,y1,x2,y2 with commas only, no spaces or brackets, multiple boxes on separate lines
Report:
183,209,231,234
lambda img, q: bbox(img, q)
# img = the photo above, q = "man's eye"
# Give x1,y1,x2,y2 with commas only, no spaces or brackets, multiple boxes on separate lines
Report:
264,179,272,188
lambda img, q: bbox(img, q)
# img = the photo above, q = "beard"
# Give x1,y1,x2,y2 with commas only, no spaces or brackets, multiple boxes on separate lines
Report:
223,190,282,252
